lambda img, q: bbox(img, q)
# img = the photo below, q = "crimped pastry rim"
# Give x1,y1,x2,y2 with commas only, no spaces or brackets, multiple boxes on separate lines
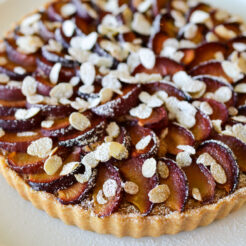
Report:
1,156,246,238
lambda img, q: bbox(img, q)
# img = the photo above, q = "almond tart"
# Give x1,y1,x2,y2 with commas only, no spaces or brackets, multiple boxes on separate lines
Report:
1,0,246,238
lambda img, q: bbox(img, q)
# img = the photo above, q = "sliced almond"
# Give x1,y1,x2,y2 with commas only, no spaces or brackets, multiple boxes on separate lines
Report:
41,120,54,129
135,135,151,150
50,83,73,99
80,62,96,85
44,155,63,175
157,161,169,179
148,184,170,203
82,152,99,168
106,122,120,138
123,181,139,195
0,128,5,138
22,76,37,96
69,112,91,131
108,142,128,160
49,63,62,84
15,107,40,120
27,137,53,158
197,153,218,166
192,187,202,201
210,163,227,184
60,162,80,176
131,12,151,35
129,103,152,119
96,189,107,204
139,48,156,69
75,164,92,184
177,145,196,155
176,151,192,167
142,158,157,178
103,179,118,198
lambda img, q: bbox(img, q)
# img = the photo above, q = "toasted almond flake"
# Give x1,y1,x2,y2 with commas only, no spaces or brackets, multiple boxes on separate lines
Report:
16,35,43,54
226,124,246,144
139,91,163,108
69,76,80,86
171,9,185,28
71,32,98,51
21,13,41,28
108,142,128,160
192,187,202,201
27,137,53,158
103,179,118,198
49,83,73,99
177,145,195,155
15,107,40,120
232,115,246,123
233,42,246,52
136,135,151,150
206,32,219,42
155,90,168,102
176,151,192,167
0,128,5,138
172,0,189,13
27,94,44,104
94,143,111,162
61,3,76,17
210,163,227,184
104,136,113,142
75,164,92,183
137,0,152,12
82,152,99,168
80,62,95,85
99,88,113,103
197,153,218,166
139,48,156,69
215,25,237,40
0,57,7,66
123,181,139,195
132,12,151,35
234,83,246,93
14,66,26,75
212,119,222,133
142,158,157,178
69,112,91,131
222,61,242,81
41,120,54,128
79,84,95,94
49,63,61,84
71,97,89,111
190,10,210,24
130,103,152,119
106,122,120,138
96,189,107,204
0,73,9,83
160,128,168,139
17,131,37,137
214,51,224,61
102,73,122,91
199,101,213,115
214,86,232,103
60,162,80,176
228,106,238,116
148,184,170,203
157,161,169,179
62,20,75,37
183,23,198,39
44,155,62,175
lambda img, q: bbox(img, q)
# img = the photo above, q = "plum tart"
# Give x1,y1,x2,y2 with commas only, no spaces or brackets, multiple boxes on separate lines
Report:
1,0,246,238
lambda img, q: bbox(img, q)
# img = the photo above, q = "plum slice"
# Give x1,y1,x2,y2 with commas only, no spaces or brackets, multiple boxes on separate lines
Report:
75,15,96,36
58,116,106,147
35,73,54,96
0,130,42,152
133,57,184,76
5,38,37,67
183,162,216,204
143,81,189,101
162,123,195,155
137,107,168,130
128,125,158,158
148,32,169,55
152,0,170,16
212,133,246,172
0,114,42,132
119,157,158,215
201,98,228,124
91,85,141,118
41,117,74,138
92,163,122,217
190,61,233,83
0,84,25,101
197,140,239,193
37,13,56,41
190,110,212,141
0,100,26,116
159,158,188,211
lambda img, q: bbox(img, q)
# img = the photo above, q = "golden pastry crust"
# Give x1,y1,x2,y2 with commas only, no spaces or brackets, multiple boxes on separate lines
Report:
1,155,246,238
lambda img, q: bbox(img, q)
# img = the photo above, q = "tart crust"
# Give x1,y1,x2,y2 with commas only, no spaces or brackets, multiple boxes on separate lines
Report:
1,155,246,238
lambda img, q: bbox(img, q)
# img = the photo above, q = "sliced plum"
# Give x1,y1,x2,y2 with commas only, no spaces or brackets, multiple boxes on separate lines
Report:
92,163,122,217
159,158,188,211
35,73,54,96
152,0,170,16
133,57,184,76
119,157,158,215
0,83,25,101
148,32,169,55
91,85,141,118
0,100,26,116
183,162,216,203
190,110,212,141
197,140,239,193
128,125,158,158
75,15,96,36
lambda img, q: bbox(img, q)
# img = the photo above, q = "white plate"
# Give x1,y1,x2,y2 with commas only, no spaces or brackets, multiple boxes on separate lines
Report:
0,1,246,245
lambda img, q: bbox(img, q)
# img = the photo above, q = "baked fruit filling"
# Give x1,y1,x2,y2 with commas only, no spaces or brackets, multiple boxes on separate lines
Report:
1,0,246,218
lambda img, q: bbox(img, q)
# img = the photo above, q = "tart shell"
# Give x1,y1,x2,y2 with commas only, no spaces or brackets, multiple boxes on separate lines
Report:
1,156,246,238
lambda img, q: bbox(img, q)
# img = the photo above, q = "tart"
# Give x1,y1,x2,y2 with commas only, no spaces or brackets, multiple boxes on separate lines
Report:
1,0,246,238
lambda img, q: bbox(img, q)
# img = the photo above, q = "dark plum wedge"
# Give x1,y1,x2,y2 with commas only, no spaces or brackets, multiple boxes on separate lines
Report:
137,107,168,130
0,131,42,152
183,162,216,204
0,84,25,101
41,117,74,138
143,82,189,101
159,158,188,212
75,15,96,36
128,125,158,158
201,98,229,123
35,73,54,96
0,100,26,116
197,140,239,193
91,85,141,118
161,123,195,155
92,163,122,218
190,110,212,141
133,57,184,77
119,157,158,215
58,116,106,147
149,32,169,55
212,133,246,172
